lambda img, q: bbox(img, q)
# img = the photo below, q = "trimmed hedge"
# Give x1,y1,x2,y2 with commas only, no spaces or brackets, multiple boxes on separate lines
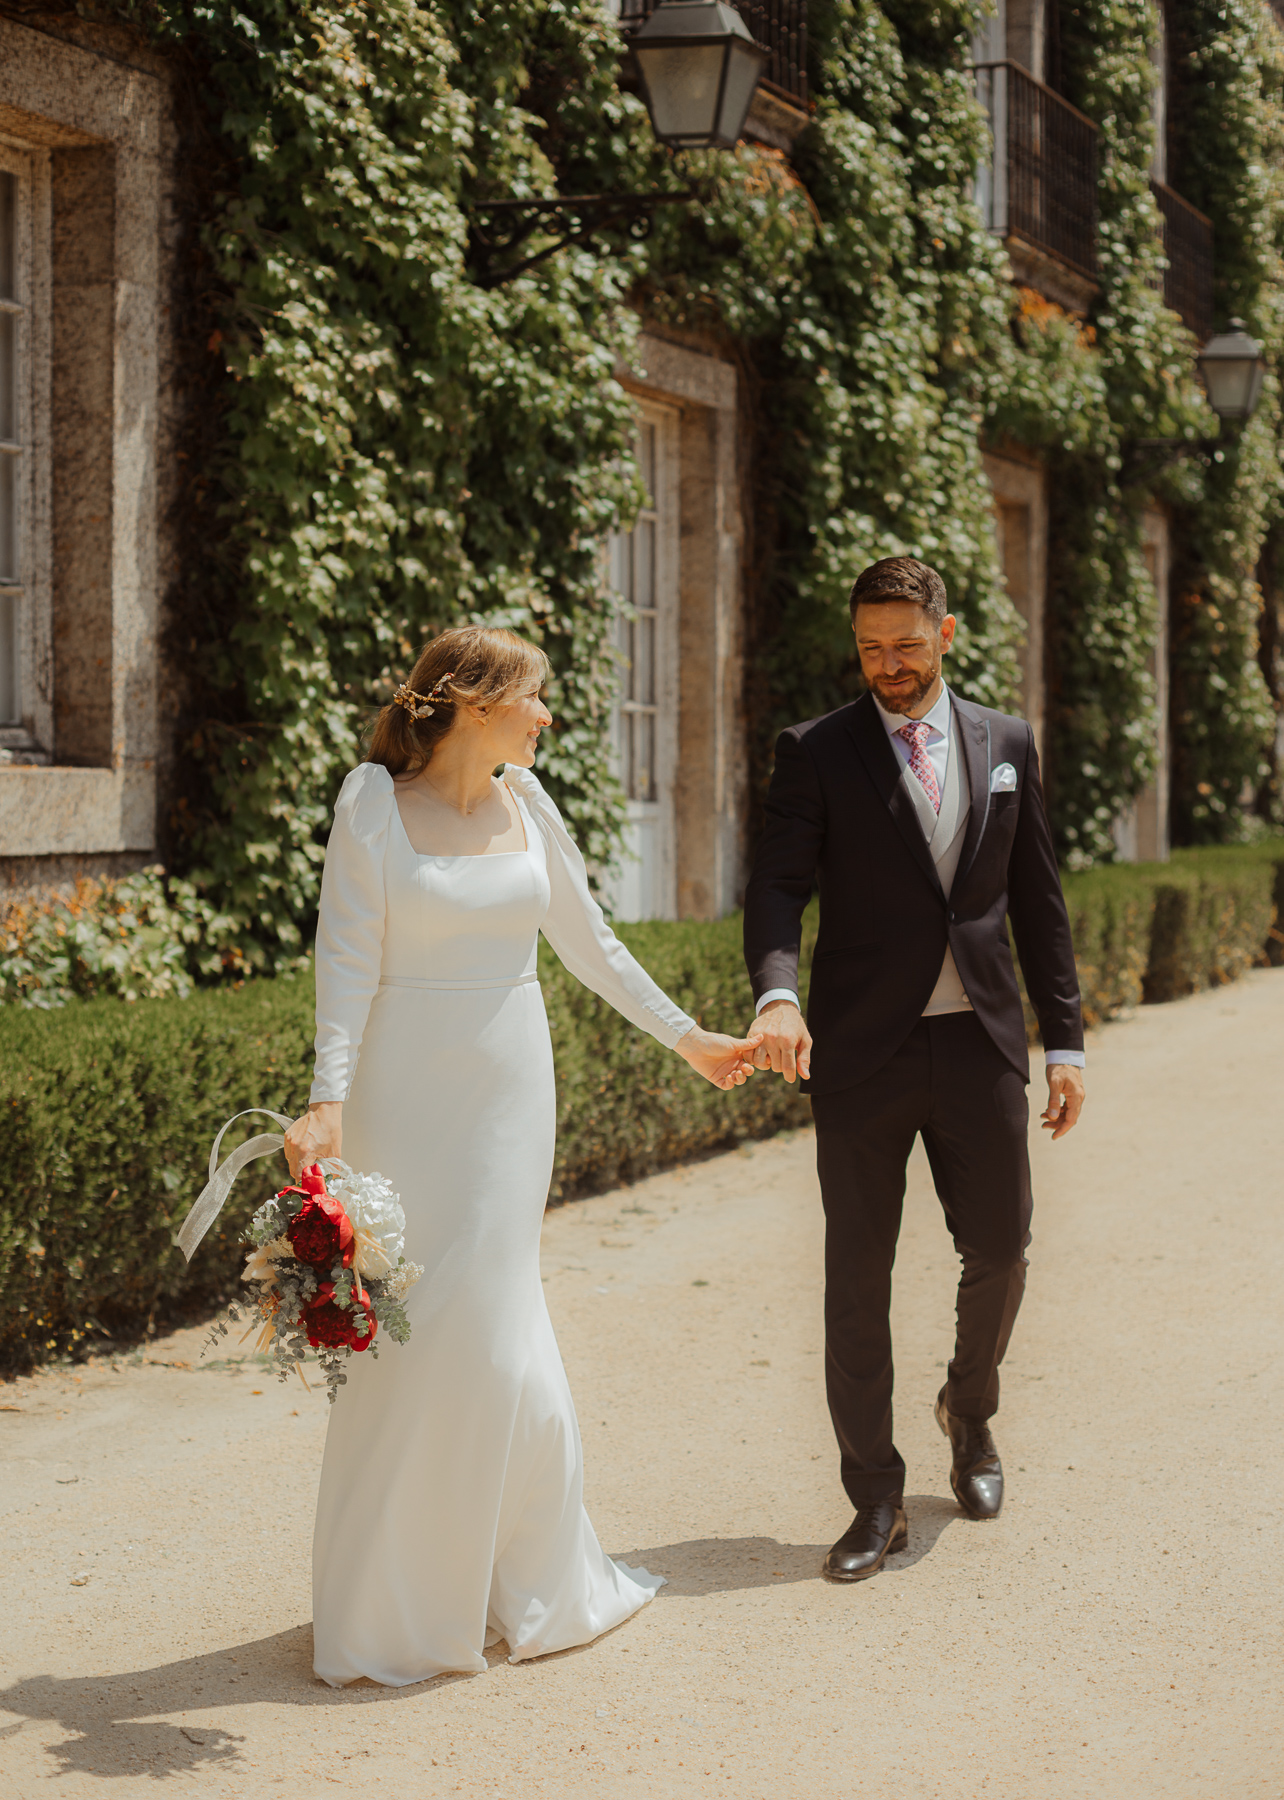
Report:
2,843,1280,1370
0,976,318,1369
1054,842,1284,1031
0,913,816,1370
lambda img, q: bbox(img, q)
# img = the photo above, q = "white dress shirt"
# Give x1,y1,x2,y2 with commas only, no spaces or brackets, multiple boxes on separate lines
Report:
756,682,1085,1068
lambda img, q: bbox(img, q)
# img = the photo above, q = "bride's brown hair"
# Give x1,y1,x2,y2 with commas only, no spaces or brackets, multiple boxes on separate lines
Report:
368,627,551,780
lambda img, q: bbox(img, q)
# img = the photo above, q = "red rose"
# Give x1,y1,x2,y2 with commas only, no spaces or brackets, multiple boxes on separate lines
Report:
282,1171,354,1272
303,1282,378,1353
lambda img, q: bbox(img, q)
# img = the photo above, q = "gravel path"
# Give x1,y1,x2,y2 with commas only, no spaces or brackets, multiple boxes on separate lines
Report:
2,969,1282,1799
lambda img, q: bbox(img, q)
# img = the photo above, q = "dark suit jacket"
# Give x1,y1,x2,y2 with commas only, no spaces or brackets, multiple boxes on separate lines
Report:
743,691,1083,1095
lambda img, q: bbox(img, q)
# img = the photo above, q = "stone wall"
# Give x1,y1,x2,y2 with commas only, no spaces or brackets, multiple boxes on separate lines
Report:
0,6,182,899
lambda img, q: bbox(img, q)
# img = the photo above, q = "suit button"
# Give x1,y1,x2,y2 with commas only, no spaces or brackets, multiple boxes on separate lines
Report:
948,910,955,923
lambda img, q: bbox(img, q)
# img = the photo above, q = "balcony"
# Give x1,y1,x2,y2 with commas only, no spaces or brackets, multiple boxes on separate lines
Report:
1152,180,1214,342
974,61,1099,304
615,0,808,109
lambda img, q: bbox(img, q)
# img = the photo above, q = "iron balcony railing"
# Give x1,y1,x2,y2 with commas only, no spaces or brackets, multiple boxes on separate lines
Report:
974,61,1099,279
615,0,808,108
1152,180,1214,342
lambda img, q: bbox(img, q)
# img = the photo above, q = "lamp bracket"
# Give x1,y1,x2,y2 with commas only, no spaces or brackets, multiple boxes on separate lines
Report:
1121,435,1223,488
467,190,698,289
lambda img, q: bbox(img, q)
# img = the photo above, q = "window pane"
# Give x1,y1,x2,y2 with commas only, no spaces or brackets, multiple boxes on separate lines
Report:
637,607,655,708
0,174,13,302
615,615,630,702
638,421,656,505
635,516,655,610
635,710,655,803
0,588,16,723
615,607,630,686
0,312,14,441
609,529,627,600
624,710,638,798
0,452,15,582
619,528,634,608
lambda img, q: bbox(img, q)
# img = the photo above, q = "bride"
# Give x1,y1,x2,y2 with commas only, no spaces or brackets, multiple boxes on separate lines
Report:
283,625,760,1687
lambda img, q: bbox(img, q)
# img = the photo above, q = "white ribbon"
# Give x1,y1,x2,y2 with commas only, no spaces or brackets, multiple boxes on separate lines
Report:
176,1109,295,1263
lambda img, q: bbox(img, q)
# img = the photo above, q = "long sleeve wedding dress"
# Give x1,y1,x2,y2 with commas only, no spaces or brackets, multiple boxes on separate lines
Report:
307,760,693,1687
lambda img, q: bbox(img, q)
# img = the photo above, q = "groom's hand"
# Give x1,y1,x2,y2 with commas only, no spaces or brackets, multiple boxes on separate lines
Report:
749,1001,812,1084
1042,1064,1085,1140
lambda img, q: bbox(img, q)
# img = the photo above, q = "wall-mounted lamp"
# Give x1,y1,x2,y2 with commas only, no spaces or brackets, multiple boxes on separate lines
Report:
468,1,769,287
1195,320,1267,421
631,1,771,150
1125,319,1268,486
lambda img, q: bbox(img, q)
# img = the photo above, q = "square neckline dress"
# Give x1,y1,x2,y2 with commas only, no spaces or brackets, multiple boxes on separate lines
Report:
308,760,694,1686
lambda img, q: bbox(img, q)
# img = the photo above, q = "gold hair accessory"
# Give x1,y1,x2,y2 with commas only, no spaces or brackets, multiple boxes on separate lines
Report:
392,671,456,720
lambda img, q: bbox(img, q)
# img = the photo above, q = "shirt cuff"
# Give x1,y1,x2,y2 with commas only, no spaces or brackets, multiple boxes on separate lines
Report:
756,988,801,1015
1045,1050,1085,1068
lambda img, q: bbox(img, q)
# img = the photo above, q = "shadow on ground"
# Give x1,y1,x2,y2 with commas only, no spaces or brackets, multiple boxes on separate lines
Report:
0,1499,964,1780
618,1493,963,1594
0,1625,484,1782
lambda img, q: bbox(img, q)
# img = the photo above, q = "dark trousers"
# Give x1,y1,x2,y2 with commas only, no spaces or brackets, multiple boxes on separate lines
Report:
810,1011,1033,1509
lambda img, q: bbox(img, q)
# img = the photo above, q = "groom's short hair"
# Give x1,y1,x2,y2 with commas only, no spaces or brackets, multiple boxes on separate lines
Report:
850,556,948,626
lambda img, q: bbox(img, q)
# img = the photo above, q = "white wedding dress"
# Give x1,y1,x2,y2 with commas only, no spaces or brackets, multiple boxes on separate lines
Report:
307,760,694,1686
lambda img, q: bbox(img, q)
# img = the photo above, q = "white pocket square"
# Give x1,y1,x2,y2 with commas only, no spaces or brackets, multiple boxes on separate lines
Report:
989,762,1018,793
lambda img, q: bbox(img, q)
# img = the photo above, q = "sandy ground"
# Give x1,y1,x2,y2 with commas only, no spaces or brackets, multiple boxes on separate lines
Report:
2,970,1283,1800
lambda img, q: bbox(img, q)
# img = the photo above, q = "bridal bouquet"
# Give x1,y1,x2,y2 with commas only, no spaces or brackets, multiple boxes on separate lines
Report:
205,1160,423,1403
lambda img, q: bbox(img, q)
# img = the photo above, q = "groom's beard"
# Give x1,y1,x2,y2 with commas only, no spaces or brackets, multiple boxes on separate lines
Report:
868,660,940,716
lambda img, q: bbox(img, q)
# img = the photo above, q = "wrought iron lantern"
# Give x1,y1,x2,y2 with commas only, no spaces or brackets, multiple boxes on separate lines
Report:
631,1,771,151
1124,317,1269,484
468,0,771,286
1195,319,1267,421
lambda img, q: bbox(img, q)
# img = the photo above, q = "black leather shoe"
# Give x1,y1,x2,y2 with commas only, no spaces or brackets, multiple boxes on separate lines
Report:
822,1501,908,1582
935,1386,1004,1519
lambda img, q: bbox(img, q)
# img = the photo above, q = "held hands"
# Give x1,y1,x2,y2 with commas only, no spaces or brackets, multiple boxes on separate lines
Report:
283,1102,344,1180
1042,1064,1085,1140
675,1026,764,1090
746,1009,1089,1133
747,1000,813,1084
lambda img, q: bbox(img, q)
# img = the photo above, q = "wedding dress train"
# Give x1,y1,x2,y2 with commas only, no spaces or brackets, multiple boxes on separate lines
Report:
307,760,692,1686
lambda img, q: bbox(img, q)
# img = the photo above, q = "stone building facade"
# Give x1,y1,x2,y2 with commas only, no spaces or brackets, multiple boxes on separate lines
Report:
972,0,1208,864
0,10,179,899
0,1,1215,919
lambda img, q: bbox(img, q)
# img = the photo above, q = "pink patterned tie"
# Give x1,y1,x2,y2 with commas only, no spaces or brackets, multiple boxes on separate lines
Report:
896,720,941,814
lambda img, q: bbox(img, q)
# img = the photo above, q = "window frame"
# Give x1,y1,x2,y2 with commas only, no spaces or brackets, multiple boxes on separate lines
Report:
606,399,681,920
0,135,52,757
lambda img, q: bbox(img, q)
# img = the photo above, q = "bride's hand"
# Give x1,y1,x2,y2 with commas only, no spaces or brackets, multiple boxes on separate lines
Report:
675,1026,763,1090
283,1102,343,1179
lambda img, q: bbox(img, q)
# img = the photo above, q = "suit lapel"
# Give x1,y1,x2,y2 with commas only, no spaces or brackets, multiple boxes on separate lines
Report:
845,694,943,897
952,697,992,887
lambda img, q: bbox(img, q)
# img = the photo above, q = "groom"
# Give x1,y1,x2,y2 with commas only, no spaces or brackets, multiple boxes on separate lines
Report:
744,556,1085,1581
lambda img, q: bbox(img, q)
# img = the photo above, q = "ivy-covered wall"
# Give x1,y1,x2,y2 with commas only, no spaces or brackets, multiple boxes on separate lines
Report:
1164,0,1284,841
150,0,654,965
73,0,1284,961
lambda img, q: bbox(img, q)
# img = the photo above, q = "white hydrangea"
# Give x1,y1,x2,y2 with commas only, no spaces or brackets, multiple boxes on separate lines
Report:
324,1162,406,1278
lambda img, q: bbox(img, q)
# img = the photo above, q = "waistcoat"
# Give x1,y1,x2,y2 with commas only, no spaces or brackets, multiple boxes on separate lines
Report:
897,709,973,1016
